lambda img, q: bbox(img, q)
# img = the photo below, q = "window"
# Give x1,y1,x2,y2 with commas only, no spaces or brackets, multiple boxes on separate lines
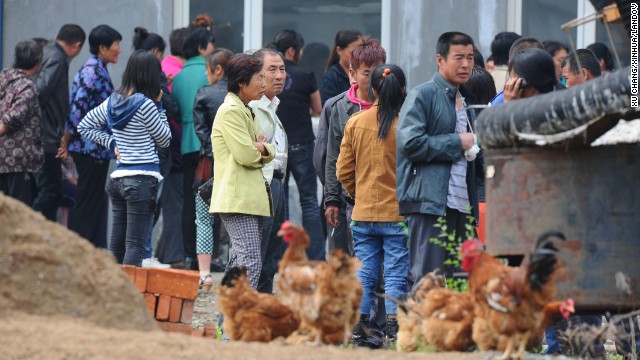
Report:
522,0,578,43
190,0,244,53
595,21,630,67
262,0,381,87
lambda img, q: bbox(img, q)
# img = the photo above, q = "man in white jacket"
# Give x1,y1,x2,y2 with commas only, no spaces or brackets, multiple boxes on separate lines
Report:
250,48,288,294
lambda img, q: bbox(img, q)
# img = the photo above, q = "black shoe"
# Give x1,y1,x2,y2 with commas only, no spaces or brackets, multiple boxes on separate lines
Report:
386,315,399,343
351,314,369,346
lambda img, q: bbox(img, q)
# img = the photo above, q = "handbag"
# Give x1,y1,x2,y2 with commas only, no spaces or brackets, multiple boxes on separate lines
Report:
193,155,213,189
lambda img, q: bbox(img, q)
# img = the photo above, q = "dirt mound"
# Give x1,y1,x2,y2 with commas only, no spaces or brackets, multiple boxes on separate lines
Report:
0,312,485,360
0,194,156,331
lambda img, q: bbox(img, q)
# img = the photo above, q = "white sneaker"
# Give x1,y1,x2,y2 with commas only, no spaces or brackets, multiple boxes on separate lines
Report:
142,257,171,269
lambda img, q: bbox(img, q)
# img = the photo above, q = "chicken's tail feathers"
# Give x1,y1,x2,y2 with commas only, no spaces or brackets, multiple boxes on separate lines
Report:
221,266,247,287
376,292,420,316
528,231,566,290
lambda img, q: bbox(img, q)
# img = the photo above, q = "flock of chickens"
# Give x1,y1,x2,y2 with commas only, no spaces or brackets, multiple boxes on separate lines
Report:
216,222,575,359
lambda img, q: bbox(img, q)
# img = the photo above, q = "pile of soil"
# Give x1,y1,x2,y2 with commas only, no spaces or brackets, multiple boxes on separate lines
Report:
0,194,487,359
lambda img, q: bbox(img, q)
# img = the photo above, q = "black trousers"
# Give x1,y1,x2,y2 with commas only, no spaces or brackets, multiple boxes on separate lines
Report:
405,207,473,289
0,172,33,205
182,152,199,260
258,177,285,294
70,152,110,248
32,152,62,221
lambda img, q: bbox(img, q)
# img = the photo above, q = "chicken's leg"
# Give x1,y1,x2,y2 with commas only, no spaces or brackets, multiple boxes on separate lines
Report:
513,331,530,360
493,336,514,360
343,320,351,346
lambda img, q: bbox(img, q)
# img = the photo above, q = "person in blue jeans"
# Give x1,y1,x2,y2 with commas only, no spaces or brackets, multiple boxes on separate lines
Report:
78,50,171,265
336,64,409,345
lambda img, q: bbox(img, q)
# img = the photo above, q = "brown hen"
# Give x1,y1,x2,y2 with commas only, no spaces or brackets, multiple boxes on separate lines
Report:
217,266,300,342
395,271,445,352
277,221,362,345
462,232,567,360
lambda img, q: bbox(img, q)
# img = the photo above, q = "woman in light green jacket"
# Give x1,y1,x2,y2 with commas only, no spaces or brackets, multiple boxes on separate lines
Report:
210,54,275,289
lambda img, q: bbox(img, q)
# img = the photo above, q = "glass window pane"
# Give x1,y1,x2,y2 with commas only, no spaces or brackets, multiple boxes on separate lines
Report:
190,0,244,53
595,21,630,68
522,0,578,44
263,0,381,87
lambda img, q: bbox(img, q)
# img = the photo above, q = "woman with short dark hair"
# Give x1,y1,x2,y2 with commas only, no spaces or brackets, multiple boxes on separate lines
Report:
78,50,171,265
210,54,275,289
504,48,557,102
62,24,122,248
0,40,44,205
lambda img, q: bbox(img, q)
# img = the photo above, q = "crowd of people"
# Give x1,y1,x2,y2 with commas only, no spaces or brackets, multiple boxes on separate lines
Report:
0,15,619,352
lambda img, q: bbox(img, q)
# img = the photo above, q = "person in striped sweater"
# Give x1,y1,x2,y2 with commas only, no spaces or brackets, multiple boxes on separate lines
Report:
78,50,171,266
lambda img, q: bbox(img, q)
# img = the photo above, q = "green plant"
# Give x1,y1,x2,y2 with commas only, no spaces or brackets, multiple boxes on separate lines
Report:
428,214,476,292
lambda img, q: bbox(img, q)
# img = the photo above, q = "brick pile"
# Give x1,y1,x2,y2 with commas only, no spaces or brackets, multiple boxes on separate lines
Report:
121,266,213,337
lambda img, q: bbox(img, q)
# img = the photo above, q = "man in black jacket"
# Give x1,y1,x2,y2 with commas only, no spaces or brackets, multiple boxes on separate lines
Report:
33,24,85,221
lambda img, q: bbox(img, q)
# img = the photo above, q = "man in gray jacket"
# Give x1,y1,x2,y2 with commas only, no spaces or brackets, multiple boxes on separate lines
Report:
396,32,481,288
32,24,85,221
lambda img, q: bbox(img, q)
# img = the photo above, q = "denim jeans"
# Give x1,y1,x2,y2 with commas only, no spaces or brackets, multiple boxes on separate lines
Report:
107,175,159,266
285,142,325,260
351,221,409,315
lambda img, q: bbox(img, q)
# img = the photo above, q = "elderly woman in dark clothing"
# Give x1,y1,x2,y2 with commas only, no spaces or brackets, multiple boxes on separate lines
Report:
0,40,44,205
192,47,233,285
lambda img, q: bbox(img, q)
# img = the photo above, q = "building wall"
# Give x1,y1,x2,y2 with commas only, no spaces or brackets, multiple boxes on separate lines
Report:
388,0,509,88
3,0,174,89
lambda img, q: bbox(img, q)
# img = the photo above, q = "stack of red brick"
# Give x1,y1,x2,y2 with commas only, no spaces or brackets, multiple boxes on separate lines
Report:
122,266,202,336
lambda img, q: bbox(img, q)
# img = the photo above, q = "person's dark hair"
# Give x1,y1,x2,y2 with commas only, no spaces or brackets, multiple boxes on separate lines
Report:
183,27,215,59
473,47,485,69
587,42,615,72
205,48,234,74
57,24,86,46
226,54,262,94
133,27,166,53
466,66,497,111
369,64,406,139
561,49,602,78
169,27,190,57
32,38,49,48
350,36,386,70
14,40,43,70
509,37,543,60
253,48,285,63
117,49,161,101
88,25,122,55
508,48,556,94
542,40,569,58
490,32,521,65
272,29,304,62
326,29,362,70
437,31,475,59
